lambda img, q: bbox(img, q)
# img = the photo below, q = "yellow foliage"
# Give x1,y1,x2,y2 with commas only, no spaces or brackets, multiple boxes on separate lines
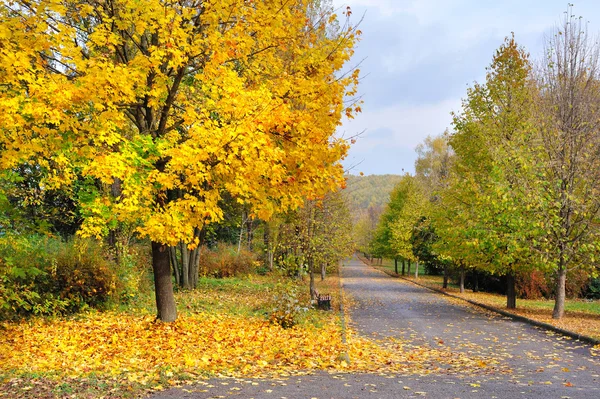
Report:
0,0,361,247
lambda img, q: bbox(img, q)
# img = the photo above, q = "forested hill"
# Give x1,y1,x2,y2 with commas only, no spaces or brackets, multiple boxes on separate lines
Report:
343,174,403,215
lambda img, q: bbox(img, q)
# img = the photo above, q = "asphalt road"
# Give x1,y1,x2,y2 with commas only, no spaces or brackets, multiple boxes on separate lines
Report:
150,256,600,399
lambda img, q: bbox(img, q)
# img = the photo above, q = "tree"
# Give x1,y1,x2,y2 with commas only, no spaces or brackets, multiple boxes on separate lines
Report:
534,8,600,318
0,0,360,321
390,175,427,277
370,181,409,263
270,190,352,298
413,133,452,280
353,204,382,256
415,133,452,198
436,35,543,308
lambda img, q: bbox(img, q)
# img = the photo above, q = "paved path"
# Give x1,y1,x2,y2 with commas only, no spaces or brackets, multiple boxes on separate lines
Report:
151,256,600,398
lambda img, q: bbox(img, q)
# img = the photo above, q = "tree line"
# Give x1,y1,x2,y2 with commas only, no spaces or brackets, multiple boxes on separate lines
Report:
365,8,600,319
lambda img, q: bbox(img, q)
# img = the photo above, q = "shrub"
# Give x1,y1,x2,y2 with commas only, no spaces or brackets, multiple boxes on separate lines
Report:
586,277,600,300
516,269,551,299
49,239,117,311
516,268,590,300
268,284,306,328
114,242,152,304
276,253,305,278
563,269,591,299
198,243,257,278
0,235,118,319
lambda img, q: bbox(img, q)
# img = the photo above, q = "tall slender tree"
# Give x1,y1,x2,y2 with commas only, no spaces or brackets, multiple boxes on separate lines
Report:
535,8,600,318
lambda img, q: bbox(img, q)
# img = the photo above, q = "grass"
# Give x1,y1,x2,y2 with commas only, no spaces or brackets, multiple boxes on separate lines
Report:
365,257,600,341
121,273,339,319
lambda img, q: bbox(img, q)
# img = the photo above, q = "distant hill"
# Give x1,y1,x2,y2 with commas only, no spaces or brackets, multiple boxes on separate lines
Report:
342,174,403,219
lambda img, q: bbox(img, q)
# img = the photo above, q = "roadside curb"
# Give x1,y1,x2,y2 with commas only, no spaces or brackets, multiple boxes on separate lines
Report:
368,262,600,347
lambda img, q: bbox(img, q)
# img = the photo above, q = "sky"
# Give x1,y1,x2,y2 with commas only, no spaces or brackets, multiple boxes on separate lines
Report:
332,0,600,176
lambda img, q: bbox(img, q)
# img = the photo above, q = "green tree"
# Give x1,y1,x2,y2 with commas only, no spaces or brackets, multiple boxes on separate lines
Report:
390,175,428,277
437,35,543,308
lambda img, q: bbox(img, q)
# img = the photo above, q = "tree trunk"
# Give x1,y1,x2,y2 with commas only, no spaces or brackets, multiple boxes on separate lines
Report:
506,272,516,309
190,246,200,288
264,223,274,271
169,246,180,286
459,264,465,293
237,211,245,254
401,259,405,276
394,258,398,274
246,217,254,251
443,265,448,289
407,260,411,276
151,241,177,322
553,266,567,319
415,260,419,279
473,270,479,293
180,241,190,289
309,258,316,300
107,177,123,265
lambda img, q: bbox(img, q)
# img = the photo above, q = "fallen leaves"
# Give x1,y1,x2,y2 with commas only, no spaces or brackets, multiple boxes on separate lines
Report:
1,310,503,392
0,311,348,381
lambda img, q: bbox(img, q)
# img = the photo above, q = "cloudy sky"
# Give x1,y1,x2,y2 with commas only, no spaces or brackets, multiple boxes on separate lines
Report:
332,0,600,175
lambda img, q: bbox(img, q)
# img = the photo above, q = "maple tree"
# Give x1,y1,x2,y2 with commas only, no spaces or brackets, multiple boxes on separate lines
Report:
0,0,360,321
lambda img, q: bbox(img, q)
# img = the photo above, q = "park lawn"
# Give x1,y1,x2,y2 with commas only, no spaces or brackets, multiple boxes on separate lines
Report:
404,274,600,341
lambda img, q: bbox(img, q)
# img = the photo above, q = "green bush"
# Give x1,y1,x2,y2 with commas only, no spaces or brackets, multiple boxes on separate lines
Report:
0,235,119,319
585,277,600,300
268,284,306,328
198,243,257,278
277,253,305,278
49,239,117,310
114,242,152,304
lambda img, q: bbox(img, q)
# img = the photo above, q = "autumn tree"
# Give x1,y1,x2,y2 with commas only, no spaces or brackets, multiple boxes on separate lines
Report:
436,35,543,308
414,133,452,198
534,8,600,318
352,204,382,257
0,0,360,321
272,191,352,297
371,172,425,273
